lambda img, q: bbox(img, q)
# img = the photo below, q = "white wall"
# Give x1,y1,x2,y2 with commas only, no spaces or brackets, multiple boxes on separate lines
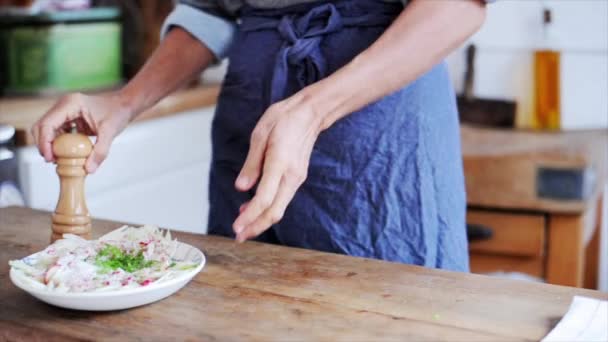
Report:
446,0,608,129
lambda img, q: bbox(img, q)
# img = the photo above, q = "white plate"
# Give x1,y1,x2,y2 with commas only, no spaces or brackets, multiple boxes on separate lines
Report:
9,240,205,311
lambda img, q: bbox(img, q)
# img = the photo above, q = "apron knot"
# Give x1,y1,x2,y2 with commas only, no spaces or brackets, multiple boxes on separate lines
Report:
272,4,343,102
240,1,402,105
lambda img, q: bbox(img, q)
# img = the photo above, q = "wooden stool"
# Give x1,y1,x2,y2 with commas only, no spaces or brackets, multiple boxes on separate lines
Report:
51,132,93,242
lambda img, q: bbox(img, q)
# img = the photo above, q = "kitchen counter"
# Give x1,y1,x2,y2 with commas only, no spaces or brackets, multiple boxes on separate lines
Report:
0,85,220,146
1,206,606,341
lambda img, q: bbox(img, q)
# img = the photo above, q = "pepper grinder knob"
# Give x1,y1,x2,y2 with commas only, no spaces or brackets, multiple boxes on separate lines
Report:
51,131,93,242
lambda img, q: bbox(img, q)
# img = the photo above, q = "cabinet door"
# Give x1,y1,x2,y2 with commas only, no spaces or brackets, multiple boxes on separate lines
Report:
17,107,215,233
87,161,209,233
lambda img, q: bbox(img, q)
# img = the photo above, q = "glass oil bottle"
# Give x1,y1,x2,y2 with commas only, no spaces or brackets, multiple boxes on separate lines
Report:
533,8,561,130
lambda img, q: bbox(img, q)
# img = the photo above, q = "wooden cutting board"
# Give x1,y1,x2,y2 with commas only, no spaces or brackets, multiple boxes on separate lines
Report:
1,207,606,341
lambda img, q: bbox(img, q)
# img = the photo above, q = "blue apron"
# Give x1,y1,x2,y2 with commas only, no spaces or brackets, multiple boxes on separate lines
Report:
208,0,469,272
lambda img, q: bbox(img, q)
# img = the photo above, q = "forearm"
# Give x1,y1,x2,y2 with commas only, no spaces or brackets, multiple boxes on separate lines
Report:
301,0,486,130
118,27,215,120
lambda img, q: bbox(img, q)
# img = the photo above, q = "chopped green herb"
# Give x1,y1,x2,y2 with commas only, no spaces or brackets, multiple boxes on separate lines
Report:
95,244,156,273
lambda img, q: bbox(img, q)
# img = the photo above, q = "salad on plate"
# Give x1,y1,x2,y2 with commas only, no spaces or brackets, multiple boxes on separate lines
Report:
9,225,200,293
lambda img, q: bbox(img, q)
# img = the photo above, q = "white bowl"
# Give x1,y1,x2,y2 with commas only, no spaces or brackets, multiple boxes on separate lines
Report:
9,241,205,311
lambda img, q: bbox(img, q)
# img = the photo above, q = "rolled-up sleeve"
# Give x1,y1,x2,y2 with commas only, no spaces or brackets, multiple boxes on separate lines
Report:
161,2,236,61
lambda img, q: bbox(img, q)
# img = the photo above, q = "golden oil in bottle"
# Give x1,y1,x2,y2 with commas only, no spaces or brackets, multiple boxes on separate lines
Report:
534,50,560,129
533,8,561,130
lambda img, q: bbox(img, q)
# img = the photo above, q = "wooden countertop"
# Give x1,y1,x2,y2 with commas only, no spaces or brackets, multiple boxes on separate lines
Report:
1,206,606,341
0,85,221,146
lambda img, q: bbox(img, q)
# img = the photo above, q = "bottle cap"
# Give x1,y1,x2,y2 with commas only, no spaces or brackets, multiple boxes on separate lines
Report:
543,8,552,25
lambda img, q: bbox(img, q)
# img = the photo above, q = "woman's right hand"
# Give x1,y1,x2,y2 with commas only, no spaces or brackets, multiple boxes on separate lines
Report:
31,92,133,173
31,27,217,173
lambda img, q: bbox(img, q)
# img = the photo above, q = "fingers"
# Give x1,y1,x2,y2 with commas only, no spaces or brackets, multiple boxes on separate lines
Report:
31,94,82,162
86,127,113,173
236,175,300,242
31,93,114,172
233,151,284,234
61,118,91,135
32,111,69,162
232,101,317,242
235,127,268,191
36,124,60,162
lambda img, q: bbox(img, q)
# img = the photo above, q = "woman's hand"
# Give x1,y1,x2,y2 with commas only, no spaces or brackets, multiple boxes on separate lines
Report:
31,92,132,173
32,27,217,173
233,94,323,242
230,0,486,242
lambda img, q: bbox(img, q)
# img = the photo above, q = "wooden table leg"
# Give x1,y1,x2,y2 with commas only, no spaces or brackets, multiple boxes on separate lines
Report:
546,200,598,287
584,195,603,289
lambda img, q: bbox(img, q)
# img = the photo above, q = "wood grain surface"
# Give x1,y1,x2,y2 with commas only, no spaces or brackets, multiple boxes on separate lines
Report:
545,199,598,287
1,207,606,341
461,125,607,213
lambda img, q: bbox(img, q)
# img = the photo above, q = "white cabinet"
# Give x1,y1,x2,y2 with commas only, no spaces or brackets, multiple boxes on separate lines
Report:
17,106,215,234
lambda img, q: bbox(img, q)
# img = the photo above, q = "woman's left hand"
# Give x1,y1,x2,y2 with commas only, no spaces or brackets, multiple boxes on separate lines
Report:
230,0,487,243
232,95,323,242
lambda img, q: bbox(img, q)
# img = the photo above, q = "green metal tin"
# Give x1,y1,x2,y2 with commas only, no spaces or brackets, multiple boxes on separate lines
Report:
0,8,122,95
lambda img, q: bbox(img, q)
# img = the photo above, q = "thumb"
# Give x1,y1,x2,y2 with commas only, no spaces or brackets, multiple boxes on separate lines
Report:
86,129,113,173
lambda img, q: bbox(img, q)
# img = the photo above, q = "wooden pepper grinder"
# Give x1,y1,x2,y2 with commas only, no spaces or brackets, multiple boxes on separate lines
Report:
51,126,93,242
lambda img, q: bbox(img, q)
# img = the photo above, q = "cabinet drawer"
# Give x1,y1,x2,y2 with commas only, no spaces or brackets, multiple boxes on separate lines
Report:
467,210,546,257
470,254,544,278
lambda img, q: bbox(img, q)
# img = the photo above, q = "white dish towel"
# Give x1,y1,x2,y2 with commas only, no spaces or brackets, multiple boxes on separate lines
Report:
542,296,608,342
